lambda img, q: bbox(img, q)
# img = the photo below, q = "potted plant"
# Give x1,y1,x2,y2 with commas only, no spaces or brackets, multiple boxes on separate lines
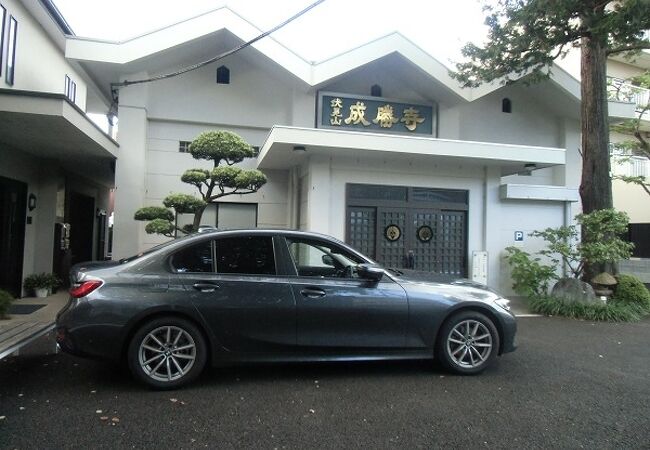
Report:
45,273,62,294
23,273,54,298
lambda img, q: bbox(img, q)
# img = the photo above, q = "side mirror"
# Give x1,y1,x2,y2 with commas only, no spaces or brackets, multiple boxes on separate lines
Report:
322,255,335,267
357,263,384,282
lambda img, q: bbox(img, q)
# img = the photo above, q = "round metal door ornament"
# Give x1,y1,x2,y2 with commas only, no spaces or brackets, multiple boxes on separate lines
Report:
384,224,401,241
417,225,433,243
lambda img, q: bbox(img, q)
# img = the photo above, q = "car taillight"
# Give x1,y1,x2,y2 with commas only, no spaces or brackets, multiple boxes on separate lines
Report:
69,280,103,298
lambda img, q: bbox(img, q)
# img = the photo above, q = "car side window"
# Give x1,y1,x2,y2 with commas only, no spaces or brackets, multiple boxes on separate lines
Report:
215,236,276,275
286,238,363,279
170,241,214,273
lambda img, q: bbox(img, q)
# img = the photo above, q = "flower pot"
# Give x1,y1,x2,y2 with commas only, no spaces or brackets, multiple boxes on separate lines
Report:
35,287,49,298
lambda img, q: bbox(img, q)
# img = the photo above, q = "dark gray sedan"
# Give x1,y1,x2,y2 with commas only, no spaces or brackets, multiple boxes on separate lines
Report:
56,230,516,389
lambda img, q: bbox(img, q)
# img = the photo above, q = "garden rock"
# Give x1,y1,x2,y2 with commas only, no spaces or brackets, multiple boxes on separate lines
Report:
551,278,598,304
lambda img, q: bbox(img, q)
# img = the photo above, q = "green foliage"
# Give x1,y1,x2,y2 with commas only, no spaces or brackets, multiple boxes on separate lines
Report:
529,296,645,322
134,206,174,222
452,1,650,88
610,274,650,313
136,130,266,236
23,273,60,290
181,169,210,186
145,219,176,237
504,247,558,297
0,289,14,319
189,130,254,165
530,209,633,278
162,194,206,214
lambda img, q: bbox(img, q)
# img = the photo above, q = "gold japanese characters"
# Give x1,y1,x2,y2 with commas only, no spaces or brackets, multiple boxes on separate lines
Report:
329,97,427,132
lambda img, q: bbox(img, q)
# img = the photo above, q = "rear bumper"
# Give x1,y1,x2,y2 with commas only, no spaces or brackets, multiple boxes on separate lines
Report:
56,298,123,362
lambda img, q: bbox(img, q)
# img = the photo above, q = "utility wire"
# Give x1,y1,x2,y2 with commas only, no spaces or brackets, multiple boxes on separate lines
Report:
109,0,326,103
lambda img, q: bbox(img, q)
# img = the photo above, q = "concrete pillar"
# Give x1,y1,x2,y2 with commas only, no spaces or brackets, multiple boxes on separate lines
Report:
32,163,60,273
112,78,148,259
306,155,332,235
483,165,502,288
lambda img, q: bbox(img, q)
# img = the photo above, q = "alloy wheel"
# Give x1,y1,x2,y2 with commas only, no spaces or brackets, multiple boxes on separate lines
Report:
138,326,197,382
446,319,493,369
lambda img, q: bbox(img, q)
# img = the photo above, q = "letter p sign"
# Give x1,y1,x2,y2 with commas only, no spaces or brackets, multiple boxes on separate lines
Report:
514,231,524,242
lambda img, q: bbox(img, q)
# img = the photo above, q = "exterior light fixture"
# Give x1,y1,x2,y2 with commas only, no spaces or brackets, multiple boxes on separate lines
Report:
524,163,537,170
28,193,37,211
293,145,306,153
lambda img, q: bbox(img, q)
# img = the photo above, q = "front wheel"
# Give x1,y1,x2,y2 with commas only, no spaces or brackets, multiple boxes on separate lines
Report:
127,316,207,389
435,310,500,375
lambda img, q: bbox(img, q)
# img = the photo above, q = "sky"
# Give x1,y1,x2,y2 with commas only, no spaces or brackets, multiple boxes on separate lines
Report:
52,0,490,69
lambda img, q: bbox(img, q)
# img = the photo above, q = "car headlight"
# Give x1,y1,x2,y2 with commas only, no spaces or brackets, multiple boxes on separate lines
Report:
494,298,511,311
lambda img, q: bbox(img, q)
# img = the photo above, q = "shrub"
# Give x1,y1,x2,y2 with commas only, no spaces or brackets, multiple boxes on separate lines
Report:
23,273,61,292
504,247,558,297
610,274,650,313
0,289,13,319
529,296,644,322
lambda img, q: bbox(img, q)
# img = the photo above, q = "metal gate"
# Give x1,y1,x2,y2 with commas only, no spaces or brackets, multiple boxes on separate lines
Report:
346,184,468,276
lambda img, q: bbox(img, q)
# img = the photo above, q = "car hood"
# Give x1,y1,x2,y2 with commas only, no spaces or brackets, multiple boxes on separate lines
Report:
390,269,502,303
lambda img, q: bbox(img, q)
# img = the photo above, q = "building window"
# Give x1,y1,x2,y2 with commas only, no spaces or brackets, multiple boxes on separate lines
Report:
502,98,512,113
216,65,230,84
217,203,257,229
370,84,382,97
6,15,17,85
179,141,192,153
0,4,6,78
64,75,76,103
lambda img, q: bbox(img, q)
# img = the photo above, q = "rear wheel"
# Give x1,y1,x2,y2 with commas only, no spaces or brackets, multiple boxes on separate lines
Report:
127,316,207,389
435,310,499,375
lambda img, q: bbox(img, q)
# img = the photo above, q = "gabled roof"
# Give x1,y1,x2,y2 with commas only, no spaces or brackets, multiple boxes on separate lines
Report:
64,5,582,105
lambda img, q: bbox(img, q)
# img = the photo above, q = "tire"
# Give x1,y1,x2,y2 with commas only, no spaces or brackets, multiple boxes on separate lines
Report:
435,310,500,375
127,316,207,389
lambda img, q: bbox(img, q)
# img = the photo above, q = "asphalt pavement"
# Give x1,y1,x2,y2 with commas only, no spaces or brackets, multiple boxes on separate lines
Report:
1,317,649,449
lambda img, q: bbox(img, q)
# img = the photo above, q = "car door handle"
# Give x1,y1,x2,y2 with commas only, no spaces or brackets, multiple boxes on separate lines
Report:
300,288,326,298
193,283,220,293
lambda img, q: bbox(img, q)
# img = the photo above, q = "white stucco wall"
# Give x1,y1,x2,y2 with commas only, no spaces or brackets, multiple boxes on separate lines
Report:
2,0,87,110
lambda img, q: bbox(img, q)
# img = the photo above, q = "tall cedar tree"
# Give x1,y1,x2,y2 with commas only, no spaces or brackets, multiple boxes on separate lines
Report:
134,130,266,237
452,0,650,215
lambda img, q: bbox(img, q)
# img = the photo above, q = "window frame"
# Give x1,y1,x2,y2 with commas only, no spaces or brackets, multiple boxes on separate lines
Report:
64,75,76,103
284,236,367,280
178,140,192,153
168,239,216,274
5,14,16,85
213,235,277,276
0,4,6,78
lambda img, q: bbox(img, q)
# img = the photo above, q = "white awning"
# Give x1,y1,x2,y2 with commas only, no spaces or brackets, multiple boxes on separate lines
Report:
258,126,565,176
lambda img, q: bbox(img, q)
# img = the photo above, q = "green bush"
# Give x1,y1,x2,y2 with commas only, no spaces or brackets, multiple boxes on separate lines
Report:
0,289,14,319
610,274,650,313
23,273,61,291
504,247,558,297
529,296,646,322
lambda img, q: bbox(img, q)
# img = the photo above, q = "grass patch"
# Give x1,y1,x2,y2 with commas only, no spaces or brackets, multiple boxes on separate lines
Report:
529,296,647,322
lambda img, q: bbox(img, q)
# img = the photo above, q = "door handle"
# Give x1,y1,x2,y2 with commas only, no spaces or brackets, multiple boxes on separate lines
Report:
300,288,326,298
193,283,219,293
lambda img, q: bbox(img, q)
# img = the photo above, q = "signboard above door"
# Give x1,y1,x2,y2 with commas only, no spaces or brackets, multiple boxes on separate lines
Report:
317,92,436,136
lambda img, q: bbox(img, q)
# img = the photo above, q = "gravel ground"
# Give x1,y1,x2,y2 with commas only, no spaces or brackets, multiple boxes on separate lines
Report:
1,316,649,449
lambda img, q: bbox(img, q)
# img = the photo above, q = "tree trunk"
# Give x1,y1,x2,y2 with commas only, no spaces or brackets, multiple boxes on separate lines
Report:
579,35,613,280
579,36,612,214
192,205,207,232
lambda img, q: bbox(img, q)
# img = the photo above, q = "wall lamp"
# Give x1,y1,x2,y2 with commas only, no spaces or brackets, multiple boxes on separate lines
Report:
293,145,307,153
28,193,37,211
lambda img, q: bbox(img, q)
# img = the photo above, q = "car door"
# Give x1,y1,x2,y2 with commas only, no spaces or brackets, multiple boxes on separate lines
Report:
172,235,296,353
284,236,408,349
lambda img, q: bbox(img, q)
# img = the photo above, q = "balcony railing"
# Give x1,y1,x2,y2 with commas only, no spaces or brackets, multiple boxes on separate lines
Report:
607,76,650,113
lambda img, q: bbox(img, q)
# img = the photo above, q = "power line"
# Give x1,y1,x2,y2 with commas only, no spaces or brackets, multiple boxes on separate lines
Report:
109,0,326,104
